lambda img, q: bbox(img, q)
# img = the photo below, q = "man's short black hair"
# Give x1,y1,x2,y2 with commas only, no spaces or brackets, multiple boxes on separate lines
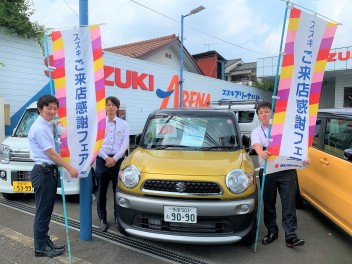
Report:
37,94,59,114
106,96,120,109
256,101,272,114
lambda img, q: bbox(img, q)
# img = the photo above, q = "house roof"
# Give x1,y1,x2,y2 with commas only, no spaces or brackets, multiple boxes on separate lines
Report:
104,34,203,75
229,62,257,72
192,50,226,62
225,59,242,68
104,34,178,58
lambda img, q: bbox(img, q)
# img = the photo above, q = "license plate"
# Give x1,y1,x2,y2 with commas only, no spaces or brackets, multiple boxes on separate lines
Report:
164,206,197,223
13,181,33,192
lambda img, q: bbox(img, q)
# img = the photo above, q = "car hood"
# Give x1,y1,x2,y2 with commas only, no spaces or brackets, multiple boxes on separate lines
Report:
1,136,30,152
126,148,244,176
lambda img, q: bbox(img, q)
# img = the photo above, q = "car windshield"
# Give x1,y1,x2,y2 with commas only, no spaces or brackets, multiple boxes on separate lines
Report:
14,109,38,137
142,115,239,150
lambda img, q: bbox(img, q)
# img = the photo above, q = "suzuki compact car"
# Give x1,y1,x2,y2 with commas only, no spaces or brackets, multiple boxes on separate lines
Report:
296,108,352,237
116,108,257,245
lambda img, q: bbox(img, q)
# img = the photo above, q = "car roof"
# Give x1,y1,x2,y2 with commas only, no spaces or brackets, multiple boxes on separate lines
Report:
151,108,235,117
318,108,352,119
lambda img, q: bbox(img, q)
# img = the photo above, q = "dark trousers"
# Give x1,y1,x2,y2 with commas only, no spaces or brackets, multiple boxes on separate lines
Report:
96,156,124,221
31,165,58,251
259,169,297,240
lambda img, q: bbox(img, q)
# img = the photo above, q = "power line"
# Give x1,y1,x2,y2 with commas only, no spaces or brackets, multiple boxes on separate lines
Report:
130,0,263,55
62,0,78,16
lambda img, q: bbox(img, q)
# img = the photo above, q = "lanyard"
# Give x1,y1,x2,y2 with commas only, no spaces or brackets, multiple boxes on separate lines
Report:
261,125,267,138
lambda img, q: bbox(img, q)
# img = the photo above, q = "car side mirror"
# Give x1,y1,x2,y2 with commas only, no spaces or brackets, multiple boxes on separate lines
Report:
242,135,250,149
344,148,352,161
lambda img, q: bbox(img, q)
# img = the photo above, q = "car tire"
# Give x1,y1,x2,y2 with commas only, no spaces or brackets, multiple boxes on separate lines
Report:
116,217,128,236
241,215,257,246
2,193,21,200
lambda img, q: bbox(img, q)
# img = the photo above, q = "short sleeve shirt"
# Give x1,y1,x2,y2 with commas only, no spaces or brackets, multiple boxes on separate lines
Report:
28,115,56,165
251,125,268,168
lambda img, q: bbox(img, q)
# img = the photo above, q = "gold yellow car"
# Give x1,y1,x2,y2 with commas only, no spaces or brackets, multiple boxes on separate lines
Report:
297,108,352,238
116,108,257,244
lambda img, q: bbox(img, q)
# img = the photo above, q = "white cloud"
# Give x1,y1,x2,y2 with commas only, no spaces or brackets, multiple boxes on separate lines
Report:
29,0,352,62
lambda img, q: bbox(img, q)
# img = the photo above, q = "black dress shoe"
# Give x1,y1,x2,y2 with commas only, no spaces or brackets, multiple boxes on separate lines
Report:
286,237,305,248
262,233,278,245
35,245,65,258
48,238,66,250
100,219,108,232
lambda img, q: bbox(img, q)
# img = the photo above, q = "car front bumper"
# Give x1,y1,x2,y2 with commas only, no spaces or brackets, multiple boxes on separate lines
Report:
116,191,257,244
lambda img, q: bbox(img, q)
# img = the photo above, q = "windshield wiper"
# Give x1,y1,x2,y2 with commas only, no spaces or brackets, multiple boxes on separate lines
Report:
155,144,188,150
199,146,238,151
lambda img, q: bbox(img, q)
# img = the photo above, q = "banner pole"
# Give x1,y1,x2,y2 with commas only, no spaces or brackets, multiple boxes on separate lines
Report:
253,1,290,253
44,33,73,263
79,0,93,241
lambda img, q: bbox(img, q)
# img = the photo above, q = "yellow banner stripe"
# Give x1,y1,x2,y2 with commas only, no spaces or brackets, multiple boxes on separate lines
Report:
272,112,286,124
97,99,105,112
314,60,327,72
52,38,64,50
309,103,319,115
54,77,66,89
288,18,299,31
94,139,104,152
94,57,104,71
280,65,294,78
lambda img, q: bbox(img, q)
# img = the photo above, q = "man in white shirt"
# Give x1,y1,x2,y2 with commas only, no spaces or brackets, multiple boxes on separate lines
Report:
29,94,78,257
96,96,129,231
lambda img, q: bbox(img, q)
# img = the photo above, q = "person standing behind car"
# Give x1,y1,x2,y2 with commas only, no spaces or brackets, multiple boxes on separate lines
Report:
251,101,309,248
29,94,78,258
96,96,129,232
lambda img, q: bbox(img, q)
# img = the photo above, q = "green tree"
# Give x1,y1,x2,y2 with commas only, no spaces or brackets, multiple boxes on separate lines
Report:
251,79,275,92
0,0,46,52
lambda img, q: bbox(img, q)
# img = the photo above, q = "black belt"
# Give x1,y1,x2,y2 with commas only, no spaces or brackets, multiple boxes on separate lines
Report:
35,163,58,169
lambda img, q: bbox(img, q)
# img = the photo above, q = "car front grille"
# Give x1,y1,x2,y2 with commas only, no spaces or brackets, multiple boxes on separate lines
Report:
134,214,233,233
10,150,32,162
142,180,222,196
11,171,31,182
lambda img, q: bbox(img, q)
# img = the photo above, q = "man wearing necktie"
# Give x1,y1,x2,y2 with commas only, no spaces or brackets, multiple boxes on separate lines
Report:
96,96,129,232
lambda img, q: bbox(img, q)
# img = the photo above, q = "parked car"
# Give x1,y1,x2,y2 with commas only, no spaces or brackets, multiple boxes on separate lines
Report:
0,102,96,202
209,100,261,139
116,108,257,245
296,108,352,238
209,99,262,168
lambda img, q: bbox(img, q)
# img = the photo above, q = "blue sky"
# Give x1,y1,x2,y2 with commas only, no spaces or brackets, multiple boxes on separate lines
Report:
30,0,351,62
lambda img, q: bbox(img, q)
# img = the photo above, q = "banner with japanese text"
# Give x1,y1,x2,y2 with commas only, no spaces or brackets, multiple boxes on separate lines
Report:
51,25,106,179
266,8,337,174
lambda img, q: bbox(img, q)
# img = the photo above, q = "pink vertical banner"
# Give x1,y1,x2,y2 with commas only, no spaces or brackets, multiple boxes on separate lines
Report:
266,8,337,174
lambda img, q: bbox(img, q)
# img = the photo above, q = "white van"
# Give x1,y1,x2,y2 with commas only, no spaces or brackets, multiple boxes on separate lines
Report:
209,100,260,138
209,100,261,169
0,102,84,201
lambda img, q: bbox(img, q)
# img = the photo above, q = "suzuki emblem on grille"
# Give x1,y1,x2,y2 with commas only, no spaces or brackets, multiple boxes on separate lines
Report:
175,182,186,192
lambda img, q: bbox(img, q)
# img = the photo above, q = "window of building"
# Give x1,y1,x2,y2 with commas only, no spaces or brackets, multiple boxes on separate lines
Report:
344,87,352,107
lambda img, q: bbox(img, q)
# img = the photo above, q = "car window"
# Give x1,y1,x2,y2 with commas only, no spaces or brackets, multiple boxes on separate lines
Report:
14,109,38,137
323,118,352,158
238,111,255,123
143,115,238,149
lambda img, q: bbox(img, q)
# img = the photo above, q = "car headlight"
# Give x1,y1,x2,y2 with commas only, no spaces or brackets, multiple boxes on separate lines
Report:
119,165,140,189
0,144,10,164
226,169,253,194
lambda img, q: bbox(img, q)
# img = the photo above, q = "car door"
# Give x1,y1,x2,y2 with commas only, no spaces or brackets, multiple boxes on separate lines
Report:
300,115,352,236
